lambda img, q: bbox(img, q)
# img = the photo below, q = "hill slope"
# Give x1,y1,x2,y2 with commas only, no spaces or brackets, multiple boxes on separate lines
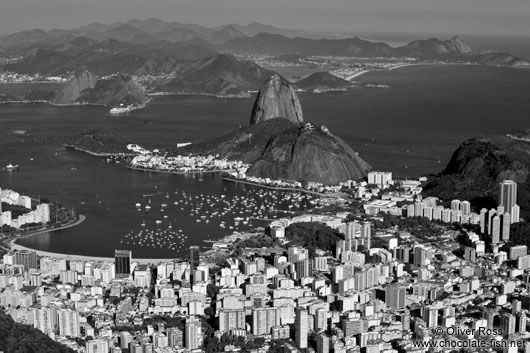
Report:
51,71,148,106
294,72,352,91
0,310,75,353
423,134,530,219
154,54,275,97
184,75,371,185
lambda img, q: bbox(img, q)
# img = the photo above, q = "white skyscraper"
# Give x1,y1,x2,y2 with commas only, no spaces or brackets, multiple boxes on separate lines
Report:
58,308,80,337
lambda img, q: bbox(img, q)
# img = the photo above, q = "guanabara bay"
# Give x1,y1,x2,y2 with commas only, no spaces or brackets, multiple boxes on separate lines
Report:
1,6,530,353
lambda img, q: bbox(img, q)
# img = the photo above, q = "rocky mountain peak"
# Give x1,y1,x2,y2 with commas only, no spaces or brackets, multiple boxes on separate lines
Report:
447,35,472,54
51,71,97,105
249,74,304,126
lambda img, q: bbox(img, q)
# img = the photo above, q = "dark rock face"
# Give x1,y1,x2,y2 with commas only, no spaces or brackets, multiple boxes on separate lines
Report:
77,75,149,107
442,137,530,183
51,71,148,106
187,74,371,185
423,134,530,218
51,71,97,104
188,118,371,185
250,74,304,125
247,124,371,185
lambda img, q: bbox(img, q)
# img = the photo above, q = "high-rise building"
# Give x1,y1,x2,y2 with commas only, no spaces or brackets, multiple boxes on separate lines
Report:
32,306,57,335
500,180,517,212
167,327,183,348
386,284,406,310
189,246,200,283
114,250,132,278
491,215,501,244
502,213,511,241
502,313,516,337
461,201,471,216
402,310,411,331
315,308,328,331
86,339,109,353
120,331,133,349
295,307,308,349
219,308,246,333
253,307,280,335
316,333,330,353
14,250,38,270
58,308,80,337
184,316,202,349
423,305,438,328
499,180,520,224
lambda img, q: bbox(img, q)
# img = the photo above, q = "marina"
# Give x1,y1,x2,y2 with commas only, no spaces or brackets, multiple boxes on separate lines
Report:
119,187,321,253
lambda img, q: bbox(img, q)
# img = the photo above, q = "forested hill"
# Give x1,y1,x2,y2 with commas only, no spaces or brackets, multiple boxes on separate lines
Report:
0,310,75,353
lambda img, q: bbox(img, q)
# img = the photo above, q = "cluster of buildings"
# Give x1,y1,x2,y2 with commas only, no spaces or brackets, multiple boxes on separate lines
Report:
3,202,530,353
0,187,51,229
405,197,479,225
2,171,530,352
403,180,521,243
0,70,67,83
224,172,348,194
127,145,249,175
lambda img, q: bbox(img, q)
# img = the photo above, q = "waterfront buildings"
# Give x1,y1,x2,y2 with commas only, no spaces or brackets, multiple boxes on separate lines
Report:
0,187,51,228
1,175,530,352
114,250,132,279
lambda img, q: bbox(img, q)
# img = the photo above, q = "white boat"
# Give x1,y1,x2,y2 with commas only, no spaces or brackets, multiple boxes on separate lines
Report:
155,220,162,224
4,163,19,171
109,104,136,114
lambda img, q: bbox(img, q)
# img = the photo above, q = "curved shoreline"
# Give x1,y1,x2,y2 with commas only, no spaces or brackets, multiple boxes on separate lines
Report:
126,165,235,175
6,214,182,264
0,214,86,254
222,176,337,197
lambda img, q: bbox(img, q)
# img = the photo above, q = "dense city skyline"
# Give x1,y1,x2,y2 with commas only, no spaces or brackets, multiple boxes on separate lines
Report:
1,0,530,37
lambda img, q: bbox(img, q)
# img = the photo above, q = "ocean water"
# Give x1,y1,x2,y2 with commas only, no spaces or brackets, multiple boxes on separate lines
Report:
1,64,530,257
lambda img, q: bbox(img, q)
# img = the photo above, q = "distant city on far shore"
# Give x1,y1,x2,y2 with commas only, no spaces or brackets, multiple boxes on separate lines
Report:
1,5,530,353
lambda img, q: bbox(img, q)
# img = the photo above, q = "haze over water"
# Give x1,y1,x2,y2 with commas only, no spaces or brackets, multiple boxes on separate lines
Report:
1,65,530,258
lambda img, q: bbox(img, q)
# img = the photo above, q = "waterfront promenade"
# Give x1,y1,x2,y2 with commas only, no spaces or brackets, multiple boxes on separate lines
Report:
222,176,339,197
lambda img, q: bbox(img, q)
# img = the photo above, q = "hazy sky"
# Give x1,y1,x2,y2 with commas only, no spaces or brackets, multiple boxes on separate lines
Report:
1,0,529,37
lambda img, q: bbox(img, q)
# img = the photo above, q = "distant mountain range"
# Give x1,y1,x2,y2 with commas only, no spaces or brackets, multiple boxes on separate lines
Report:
1,18,528,65
1,19,529,100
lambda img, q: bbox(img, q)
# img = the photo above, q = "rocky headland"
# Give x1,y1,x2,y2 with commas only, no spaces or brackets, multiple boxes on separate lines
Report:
185,74,371,185
51,71,149,107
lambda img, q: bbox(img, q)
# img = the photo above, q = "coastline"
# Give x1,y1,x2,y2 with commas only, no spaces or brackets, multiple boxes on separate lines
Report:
5,214,183,264
222,176,337,197
147,91,251,99
345,63,456,81
63,144,134,157
126,165,235,175
0,99,149,112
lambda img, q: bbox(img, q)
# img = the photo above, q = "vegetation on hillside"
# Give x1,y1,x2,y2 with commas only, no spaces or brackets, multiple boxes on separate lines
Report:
0,310,75,353
65,129,131,154
285,222,344,256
